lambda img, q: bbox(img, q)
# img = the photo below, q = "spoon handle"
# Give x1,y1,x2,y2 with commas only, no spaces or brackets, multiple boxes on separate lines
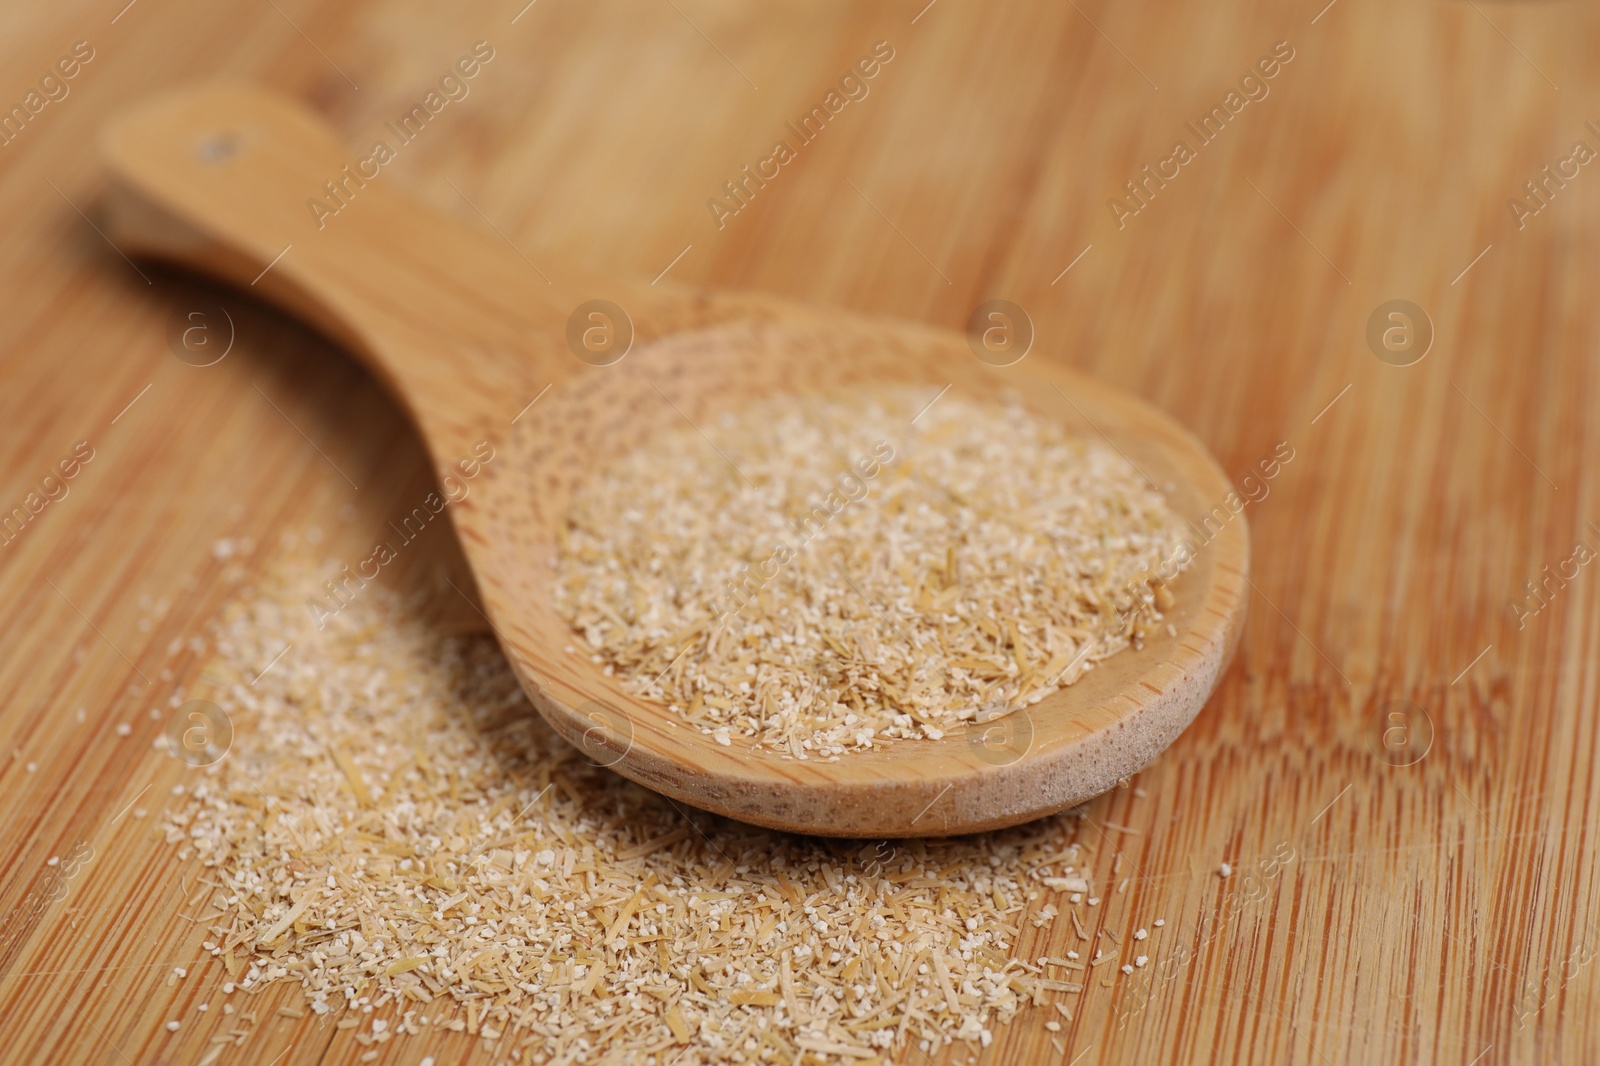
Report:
99,84,571,441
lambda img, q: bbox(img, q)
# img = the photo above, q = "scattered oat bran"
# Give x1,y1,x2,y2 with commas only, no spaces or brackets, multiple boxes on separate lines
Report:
160,561,1107,1063
555,389,1189,755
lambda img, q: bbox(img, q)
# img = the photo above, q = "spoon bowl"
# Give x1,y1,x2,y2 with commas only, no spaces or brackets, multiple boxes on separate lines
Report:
100,86,1247,836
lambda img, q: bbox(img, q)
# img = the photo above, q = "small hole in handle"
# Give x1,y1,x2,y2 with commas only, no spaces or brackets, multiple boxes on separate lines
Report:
195,133,240,163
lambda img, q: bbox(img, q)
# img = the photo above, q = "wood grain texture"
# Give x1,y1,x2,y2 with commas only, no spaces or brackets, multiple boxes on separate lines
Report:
0,0,1595,1062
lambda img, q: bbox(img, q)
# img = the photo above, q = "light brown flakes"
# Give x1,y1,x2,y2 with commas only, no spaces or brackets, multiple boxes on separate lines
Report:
554,390,1189,755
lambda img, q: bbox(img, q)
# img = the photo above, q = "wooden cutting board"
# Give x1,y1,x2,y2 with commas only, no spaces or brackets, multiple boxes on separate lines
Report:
0,0,1594,1063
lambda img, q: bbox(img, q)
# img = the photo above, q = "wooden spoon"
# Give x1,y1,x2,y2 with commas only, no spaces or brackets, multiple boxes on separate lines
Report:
99,86,1247,838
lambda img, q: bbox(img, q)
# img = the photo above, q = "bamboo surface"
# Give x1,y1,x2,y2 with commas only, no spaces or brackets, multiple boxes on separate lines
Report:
1,0,1597,1063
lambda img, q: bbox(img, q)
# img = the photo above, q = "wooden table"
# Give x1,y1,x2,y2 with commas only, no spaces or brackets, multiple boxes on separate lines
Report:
1,0,1594,1062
